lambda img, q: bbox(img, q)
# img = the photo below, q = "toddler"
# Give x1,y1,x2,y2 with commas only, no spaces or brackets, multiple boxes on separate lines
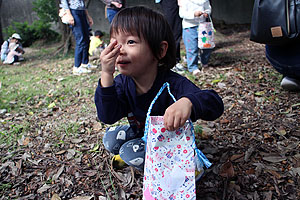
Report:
95,6,223,170
179,0,213,75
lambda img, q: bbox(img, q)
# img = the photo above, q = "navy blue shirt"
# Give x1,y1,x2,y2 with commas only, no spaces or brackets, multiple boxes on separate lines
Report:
95,69,223,132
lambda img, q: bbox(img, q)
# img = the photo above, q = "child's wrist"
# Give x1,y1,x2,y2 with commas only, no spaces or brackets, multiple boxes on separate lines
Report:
101,72,114,87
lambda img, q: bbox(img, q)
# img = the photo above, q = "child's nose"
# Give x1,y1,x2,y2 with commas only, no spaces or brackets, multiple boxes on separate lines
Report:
119,44,125,54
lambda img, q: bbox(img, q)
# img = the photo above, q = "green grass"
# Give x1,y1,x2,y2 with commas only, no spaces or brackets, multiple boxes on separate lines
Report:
0,122,30,151
0,46,100,150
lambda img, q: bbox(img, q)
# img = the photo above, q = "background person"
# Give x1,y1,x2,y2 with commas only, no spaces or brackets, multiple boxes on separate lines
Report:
60,0,97,75
178,0,213,76
155,0,185,72
1,33,24,63
101,0,125,23
3,42,23,65
89,30,105,59
266,43,300,91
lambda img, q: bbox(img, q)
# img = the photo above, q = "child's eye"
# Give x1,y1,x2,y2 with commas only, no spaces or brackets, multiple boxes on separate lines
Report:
127,40,136,45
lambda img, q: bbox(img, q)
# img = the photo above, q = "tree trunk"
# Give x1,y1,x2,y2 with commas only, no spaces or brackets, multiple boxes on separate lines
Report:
0,0,3,45
55,0,73,56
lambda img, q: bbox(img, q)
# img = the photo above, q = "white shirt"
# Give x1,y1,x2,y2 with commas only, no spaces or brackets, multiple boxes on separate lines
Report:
179,0,211,29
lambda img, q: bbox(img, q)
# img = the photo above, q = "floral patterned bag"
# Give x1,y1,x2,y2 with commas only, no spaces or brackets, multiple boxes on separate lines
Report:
142,82,212,200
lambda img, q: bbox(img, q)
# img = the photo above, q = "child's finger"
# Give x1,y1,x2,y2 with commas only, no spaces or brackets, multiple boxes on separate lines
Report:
100,42,121,61
172,116,181,130
103,39,118,53
164,113,175,131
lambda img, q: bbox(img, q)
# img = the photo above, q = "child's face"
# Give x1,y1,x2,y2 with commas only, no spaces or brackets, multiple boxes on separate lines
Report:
111,31,158,79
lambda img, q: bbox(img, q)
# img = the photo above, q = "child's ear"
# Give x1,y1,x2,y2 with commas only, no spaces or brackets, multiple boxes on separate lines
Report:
158,41,168,59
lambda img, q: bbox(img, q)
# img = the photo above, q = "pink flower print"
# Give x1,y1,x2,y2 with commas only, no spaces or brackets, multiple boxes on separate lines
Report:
186,136,190,141
183,149,188,154
154,146,159,150
161,128,166,132
152,128,157,134
177,145,181,148
155,168,158,172
158,187,162,191
186,194,190,198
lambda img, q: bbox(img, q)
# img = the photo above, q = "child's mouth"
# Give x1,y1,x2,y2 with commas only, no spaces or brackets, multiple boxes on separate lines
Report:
117,60,130,65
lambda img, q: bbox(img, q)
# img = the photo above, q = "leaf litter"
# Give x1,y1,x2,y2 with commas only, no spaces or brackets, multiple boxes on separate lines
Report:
0,25,299,199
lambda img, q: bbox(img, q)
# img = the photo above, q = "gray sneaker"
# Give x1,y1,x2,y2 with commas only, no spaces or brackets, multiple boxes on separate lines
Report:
175,63,185,71
81,63,98,69
172,63,185,74
73,66,91,75
280,77,300,91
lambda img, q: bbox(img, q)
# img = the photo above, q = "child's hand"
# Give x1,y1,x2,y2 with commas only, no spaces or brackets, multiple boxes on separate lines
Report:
163,97,193,131
194,11,208,18
194,11,203,17
100,40,121,87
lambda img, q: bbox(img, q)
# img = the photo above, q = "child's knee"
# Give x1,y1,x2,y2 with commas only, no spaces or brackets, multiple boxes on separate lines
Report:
102,125,137,154
119,138,145,170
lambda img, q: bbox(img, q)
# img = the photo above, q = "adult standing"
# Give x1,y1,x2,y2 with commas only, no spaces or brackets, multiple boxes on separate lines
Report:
101,0,125,23
60,0,97,75
155,0,184,72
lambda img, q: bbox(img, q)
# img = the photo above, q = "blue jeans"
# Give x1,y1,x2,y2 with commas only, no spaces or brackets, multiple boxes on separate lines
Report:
70,9,90,68
183,26,213,72
106,8,120,23
265,45,300,80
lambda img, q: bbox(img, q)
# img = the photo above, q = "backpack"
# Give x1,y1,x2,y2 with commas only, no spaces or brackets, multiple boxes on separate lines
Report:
250,0,300,45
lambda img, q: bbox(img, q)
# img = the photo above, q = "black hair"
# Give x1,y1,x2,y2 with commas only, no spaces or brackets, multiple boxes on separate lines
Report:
110,6,176,70
94,30,104,37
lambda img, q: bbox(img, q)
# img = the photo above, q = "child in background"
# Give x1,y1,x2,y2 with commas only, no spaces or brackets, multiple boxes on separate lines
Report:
89,30,105,61
89,30,104,56
178,0,213,76
95,6,223,170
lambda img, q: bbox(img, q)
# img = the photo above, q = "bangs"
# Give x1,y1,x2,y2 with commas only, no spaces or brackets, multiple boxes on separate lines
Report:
109,6,176,70
110,7,149,39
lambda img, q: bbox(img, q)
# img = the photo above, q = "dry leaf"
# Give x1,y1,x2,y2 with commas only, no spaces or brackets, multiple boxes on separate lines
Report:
263,156,286,163
51,194,61,200
219,161,235,178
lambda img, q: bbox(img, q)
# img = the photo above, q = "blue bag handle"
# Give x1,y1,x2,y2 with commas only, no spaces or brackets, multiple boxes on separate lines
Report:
142,82,212,169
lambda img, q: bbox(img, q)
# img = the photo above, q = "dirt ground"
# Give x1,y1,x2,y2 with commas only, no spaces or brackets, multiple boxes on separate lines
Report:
0,25,299,200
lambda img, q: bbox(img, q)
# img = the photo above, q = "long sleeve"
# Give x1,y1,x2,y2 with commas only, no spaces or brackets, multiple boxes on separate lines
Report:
94,78,130,124
94,71,224,126
171,77,223,121
179,0,211,28
1,41,9,60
